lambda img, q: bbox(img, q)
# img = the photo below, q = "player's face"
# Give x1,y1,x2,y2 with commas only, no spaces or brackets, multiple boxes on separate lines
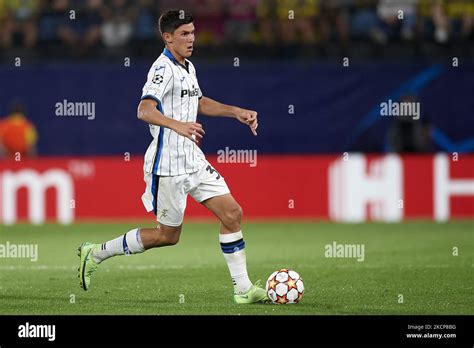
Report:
171,23,195,59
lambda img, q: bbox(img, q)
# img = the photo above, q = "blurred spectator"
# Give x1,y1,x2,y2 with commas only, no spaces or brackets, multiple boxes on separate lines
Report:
101,0,136,48
276,0,318,44
225,0,257,43
387,95,432,153
445,0,474,41
134,0,158,43
159,0,192,13
1,0,473,60
0,102,38,159
192,0,225,46
256,0,277,46
52,0,103,55
350,0,379,40
320,0,350,42
374,0,417,43
0,0,7,44
0,0,39,49
37,0,72,44
418,0,449,43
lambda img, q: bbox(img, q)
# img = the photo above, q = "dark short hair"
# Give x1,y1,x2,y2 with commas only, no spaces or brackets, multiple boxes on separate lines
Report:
159,10,194,36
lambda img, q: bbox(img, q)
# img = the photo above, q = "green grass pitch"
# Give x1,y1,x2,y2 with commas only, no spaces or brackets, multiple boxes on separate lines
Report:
0,221,472,315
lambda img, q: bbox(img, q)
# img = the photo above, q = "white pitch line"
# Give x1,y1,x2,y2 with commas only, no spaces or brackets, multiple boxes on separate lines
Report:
0,264,467,271
0,264,218,271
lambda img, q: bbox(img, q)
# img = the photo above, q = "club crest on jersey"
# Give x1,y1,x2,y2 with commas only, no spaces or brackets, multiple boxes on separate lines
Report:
181,85,199,98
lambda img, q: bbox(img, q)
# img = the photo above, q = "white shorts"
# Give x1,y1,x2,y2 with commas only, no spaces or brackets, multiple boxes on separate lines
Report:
141,160,230,226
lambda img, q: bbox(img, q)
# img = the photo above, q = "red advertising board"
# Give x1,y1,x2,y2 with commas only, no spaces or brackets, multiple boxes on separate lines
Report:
0,154,472,224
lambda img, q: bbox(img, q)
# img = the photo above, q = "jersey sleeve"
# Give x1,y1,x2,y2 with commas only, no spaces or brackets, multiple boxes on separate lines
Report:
198,81,203,99
141,61,173,104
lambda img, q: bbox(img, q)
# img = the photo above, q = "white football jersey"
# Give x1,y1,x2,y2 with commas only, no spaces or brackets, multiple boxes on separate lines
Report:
141,48,205,176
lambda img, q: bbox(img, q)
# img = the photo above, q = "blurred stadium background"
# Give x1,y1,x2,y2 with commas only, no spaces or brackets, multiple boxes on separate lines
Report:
0,0,473,316
0,0,472,223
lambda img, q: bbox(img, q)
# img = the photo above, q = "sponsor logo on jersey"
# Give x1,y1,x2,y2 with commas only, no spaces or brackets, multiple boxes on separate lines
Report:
181,86,199,98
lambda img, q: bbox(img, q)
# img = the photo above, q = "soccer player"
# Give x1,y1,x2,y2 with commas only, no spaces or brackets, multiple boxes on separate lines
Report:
77,10,266,304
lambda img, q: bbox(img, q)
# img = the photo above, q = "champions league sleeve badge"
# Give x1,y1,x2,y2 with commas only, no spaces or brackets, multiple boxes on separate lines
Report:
152,65,165,84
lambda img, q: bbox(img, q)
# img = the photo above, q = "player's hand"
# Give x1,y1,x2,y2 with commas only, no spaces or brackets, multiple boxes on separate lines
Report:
235,108,258,136
174,122,205,143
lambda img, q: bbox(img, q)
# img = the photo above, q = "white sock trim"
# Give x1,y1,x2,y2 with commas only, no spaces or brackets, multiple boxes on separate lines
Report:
219,230,243,243
125,228,145,254
219,230,251,294
91,228,144,263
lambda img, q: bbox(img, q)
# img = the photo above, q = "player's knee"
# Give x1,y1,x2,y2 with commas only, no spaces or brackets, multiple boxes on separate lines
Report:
154,232,179,247
158,225,181,246
164,233,180,246
223,204,243,226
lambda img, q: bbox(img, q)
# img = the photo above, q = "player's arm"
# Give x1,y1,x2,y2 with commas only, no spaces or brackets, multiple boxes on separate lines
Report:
198,96,258,136
137,99,205,143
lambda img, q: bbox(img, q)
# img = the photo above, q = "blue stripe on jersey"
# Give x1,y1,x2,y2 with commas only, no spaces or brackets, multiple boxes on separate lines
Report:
220,241,245,254
163,48,189,72
153,127,164,175
151,174,159,216
163,48,176,62
140,94,161,104
140,95,165,175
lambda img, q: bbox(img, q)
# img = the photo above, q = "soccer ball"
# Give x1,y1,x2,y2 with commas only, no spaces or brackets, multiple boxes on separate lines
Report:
266,269,304,304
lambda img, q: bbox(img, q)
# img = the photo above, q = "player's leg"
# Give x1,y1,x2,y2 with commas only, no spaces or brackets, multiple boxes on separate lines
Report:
78,175,187,290
77,223,182,291
138,224,182,248
200,193,250,289
191,162,266,303
201,193,267,303
90,223,182,263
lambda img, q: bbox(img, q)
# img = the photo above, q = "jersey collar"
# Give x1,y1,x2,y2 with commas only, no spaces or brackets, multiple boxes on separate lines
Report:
163,47,189,72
